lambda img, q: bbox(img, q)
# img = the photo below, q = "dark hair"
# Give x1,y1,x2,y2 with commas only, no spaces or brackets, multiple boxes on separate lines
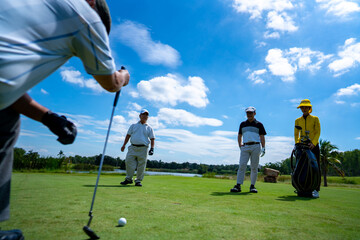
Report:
95,0,111,35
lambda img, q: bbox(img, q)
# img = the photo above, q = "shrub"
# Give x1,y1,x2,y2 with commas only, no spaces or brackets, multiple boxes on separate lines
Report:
99,165,114,171
72,164,96,171
202,172,216,178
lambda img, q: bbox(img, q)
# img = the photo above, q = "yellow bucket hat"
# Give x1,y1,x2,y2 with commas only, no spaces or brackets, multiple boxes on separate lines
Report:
297,99,312,113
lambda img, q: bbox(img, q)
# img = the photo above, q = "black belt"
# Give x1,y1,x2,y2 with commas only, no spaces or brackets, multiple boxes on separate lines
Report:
244,142,260,145
132,144,146,147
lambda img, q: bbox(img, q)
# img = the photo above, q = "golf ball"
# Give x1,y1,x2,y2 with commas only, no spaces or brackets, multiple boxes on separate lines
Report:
118,217,127,226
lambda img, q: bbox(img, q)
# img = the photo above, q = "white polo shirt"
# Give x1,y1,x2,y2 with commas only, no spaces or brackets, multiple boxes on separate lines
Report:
127,121,155,146
238,119,266,143
0,0,116,110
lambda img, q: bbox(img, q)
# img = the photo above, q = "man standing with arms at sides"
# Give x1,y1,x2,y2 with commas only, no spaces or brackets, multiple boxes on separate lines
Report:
294,99,321,197
120,109,155,187
231,107,266,193
0,0,130,239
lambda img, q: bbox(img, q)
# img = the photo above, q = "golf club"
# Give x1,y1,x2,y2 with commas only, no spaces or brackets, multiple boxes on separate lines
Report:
83,66,125,239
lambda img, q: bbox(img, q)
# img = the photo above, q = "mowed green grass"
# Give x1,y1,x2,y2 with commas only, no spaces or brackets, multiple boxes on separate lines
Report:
2,173,359,240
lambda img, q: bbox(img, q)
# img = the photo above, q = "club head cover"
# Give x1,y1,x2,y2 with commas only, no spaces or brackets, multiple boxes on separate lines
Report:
83,226,100,239
41,111,77,144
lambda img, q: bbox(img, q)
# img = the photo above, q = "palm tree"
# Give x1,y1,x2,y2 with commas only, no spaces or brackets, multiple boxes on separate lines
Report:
319,139,345,186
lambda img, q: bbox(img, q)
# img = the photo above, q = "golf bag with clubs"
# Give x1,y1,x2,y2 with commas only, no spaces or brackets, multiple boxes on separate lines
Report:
290,126,321,197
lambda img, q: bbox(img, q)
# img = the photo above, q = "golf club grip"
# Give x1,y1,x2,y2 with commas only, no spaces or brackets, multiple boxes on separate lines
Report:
113,90,121,107
113,66,126,107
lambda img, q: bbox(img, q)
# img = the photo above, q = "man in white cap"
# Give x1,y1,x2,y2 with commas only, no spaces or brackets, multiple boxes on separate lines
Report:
120,109,155,187
231,106,266,193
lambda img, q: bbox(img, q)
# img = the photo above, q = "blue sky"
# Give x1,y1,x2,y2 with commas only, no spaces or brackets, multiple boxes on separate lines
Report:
17,0,360,165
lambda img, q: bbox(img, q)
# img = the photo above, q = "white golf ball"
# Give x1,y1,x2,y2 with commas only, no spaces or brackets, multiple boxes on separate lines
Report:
118,217,127,226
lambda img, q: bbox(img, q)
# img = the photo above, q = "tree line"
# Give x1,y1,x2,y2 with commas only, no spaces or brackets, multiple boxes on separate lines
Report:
13,147,360,176
264,148,360,177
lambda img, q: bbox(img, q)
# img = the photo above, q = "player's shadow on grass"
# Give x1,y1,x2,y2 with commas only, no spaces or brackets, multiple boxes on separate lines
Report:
276,195,314,201
83,184,133,188
211,192,251,196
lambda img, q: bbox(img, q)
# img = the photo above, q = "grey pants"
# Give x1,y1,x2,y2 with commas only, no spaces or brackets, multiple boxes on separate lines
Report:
0,107,20,222
236,144,261,186
125,145,148,183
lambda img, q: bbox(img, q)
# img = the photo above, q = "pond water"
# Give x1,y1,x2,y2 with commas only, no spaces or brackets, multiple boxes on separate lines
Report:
72,169,202,177
113,169,202,177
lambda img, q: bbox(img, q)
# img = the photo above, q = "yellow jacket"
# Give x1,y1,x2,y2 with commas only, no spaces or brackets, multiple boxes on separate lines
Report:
294,115,321,146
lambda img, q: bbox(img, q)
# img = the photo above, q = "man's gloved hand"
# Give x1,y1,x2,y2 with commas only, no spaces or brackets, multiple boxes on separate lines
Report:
148,148,154,156
260,147,265,157
41,111,77,145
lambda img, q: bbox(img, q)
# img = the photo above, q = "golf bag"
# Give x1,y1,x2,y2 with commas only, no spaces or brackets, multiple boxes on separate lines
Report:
291,143,321,197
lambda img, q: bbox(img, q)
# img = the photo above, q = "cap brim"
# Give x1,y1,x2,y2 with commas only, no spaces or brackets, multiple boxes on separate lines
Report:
297,104,312,108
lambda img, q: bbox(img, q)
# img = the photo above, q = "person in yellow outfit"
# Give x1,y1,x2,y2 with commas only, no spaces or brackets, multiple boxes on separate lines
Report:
294,99,321,195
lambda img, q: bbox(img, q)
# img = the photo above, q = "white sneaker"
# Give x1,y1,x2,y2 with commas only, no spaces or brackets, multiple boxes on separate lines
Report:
312,190,320,198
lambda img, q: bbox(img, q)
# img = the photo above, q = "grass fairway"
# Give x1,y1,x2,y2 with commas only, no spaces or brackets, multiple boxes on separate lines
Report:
2,173,359,240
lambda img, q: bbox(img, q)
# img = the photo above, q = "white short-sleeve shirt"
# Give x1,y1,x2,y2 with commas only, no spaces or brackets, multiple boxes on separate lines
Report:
0,0,116,110
127,121,155,146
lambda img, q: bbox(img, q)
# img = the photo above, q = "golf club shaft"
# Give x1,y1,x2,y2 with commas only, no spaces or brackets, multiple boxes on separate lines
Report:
87,90,121,226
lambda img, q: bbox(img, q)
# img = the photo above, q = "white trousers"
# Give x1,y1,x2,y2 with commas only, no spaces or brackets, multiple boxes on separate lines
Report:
236,144,261,185
125,145,148,183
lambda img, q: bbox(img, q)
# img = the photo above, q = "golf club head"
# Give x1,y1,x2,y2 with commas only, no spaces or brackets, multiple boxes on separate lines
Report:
83,226,100,239
295,125,302,130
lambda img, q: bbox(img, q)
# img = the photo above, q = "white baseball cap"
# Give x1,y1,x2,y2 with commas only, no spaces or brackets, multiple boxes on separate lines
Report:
140,109,149,115
245,106,256,112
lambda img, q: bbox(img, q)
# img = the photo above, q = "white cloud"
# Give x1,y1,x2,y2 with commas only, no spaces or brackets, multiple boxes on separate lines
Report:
335,100,346,104
232,0,295,19
264,31,280,39
289,98,302,103
266,11,298,32
136,74,209,108
335,83,360,97
41,89,49,95
232,0,298,34
157,108,223,127
60,68,104,93
265,48,297,82
128,102,142,111
211,131,237,137
264,47,332,82
262,136,294,164
248,69,267,84
155,128,238,163
113,21,181,67
289,98,302,107
287,47,332,72
316,0,360,17
356,137,360,140
328,38,360,75
155,128,293,165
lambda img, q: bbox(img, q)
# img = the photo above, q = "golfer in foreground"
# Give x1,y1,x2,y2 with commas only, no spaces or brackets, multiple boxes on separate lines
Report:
120,109,155,187
0,0,130,239
231,107,266,193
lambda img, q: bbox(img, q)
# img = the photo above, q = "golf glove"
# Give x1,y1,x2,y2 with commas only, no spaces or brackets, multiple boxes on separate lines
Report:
260,147,265,157
148,148,154,155
41,111,77,145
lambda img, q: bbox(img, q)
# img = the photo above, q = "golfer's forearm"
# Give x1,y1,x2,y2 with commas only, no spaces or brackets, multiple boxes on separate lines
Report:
123,135,131,146
237,134,242,147
150,139,155,148
94,70,130,92
260,135,265,148
11,93,49,122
